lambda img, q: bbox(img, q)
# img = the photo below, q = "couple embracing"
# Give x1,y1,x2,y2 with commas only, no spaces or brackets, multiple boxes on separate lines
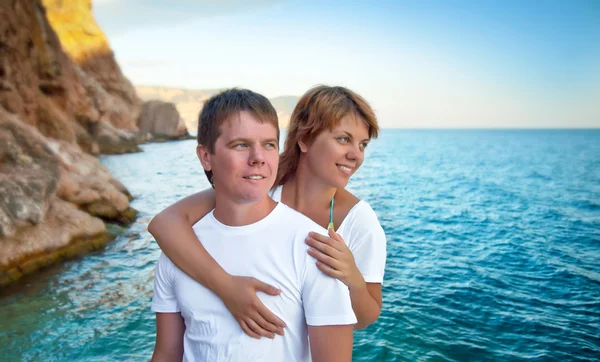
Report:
150,85,386,362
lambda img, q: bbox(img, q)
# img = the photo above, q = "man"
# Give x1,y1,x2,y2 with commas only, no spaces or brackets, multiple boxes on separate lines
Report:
151,88,356,361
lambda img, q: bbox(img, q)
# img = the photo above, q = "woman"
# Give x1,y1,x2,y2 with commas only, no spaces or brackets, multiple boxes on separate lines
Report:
148,85,387,338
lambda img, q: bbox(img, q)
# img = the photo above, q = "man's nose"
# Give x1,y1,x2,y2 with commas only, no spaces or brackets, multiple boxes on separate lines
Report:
249,145,265,165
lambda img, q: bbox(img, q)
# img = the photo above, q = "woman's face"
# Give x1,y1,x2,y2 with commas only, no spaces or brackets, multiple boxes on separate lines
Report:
300,115,371,188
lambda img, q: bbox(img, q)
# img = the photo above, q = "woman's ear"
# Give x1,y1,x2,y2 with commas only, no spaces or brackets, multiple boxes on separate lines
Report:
298,139,308,153
196,145,212,171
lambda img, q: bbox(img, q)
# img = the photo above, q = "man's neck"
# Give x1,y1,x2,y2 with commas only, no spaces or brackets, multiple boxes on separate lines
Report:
283,160,337,216
212,194,277,226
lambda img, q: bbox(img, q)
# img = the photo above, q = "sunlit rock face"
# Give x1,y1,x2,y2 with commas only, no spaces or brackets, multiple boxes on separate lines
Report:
43,0,142,132
0,0,140,287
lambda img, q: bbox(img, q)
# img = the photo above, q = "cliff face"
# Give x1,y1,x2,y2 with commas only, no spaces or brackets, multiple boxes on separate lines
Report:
0,0,140,287
0,0,142,155
42,0,142,132
42,0,190,142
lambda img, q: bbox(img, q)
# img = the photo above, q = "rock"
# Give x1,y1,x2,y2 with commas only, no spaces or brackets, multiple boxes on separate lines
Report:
0,197,111,287
75,66,142,154
138,100,192,141
0,0,141,154
96,118,142,154
42,0,142,131
0,0,144,287
0,109,59,238
0,108,137,285
48,138,136,223
0,0,200,288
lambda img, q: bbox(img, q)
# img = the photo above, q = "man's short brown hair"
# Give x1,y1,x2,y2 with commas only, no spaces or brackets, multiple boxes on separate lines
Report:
197,88,279,184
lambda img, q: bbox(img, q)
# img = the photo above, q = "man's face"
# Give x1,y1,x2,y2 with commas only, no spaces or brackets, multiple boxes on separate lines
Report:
198,111,279,204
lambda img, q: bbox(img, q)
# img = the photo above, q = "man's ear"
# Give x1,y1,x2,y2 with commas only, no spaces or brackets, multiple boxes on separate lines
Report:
196,144,212,172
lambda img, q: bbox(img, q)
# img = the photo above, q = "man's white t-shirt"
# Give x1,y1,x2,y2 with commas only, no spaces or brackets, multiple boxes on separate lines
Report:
152,202,356,362
269,185,387,284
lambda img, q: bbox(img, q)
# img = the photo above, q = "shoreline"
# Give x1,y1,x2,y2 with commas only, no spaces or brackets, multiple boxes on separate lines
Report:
0,221,134,288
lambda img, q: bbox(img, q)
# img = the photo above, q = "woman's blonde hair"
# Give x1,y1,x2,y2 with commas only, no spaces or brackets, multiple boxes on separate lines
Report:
276,85,379,185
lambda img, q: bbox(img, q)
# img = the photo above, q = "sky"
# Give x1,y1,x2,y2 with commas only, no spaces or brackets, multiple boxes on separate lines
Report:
93,0,600,128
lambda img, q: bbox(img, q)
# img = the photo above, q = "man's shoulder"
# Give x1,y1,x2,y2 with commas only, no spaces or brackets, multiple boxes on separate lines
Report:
190,209,217,232
192,208,215,226
277,203,327,234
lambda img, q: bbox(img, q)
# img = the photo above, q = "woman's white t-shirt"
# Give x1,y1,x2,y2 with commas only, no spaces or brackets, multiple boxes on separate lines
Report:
269,185,387,283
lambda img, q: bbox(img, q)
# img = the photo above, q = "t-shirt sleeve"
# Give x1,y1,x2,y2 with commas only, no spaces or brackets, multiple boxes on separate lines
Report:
346,202,387,284
300,235,357,326
151,253,180,313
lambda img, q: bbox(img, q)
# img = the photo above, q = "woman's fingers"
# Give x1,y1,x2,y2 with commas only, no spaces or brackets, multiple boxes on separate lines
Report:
252,311,284,336
255,304,285,335
223,276,286,339
240,320,261,339
327,227,344,242
305,232,359,287
316,261,343,279
245,318,274,339
252,278,281,297
308,232,342,247
307,247,342,270
307,231,347,252
305,236,340,257
250,279,286,331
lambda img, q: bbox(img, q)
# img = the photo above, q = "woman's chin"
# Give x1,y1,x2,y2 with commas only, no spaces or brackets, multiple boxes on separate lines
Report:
328,176,350,189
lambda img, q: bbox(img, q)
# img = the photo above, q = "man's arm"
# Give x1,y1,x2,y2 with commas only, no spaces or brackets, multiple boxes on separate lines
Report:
308,325,353,362
151,313,186,362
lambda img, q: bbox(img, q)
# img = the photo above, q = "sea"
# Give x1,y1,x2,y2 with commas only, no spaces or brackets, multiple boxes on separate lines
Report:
1,129,599,361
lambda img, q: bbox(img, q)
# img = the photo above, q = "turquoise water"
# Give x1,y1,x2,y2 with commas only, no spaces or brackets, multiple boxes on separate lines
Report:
1,130,599,361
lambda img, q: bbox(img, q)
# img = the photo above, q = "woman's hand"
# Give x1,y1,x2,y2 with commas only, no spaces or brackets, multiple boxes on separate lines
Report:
305,228,363,289
217,275,287,339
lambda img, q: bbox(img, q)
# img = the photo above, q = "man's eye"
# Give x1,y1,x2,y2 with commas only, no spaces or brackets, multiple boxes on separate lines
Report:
265,143,277,149
234,143,248,148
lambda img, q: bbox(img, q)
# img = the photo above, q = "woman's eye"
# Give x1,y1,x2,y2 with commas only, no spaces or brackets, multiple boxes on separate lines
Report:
360,142,369,149
337,137,349,143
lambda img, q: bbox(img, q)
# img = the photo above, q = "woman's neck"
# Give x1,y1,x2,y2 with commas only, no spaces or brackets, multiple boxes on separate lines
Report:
282,162,337,215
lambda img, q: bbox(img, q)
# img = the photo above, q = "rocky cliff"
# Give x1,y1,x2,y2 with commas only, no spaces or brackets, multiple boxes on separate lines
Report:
0,0,149,287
